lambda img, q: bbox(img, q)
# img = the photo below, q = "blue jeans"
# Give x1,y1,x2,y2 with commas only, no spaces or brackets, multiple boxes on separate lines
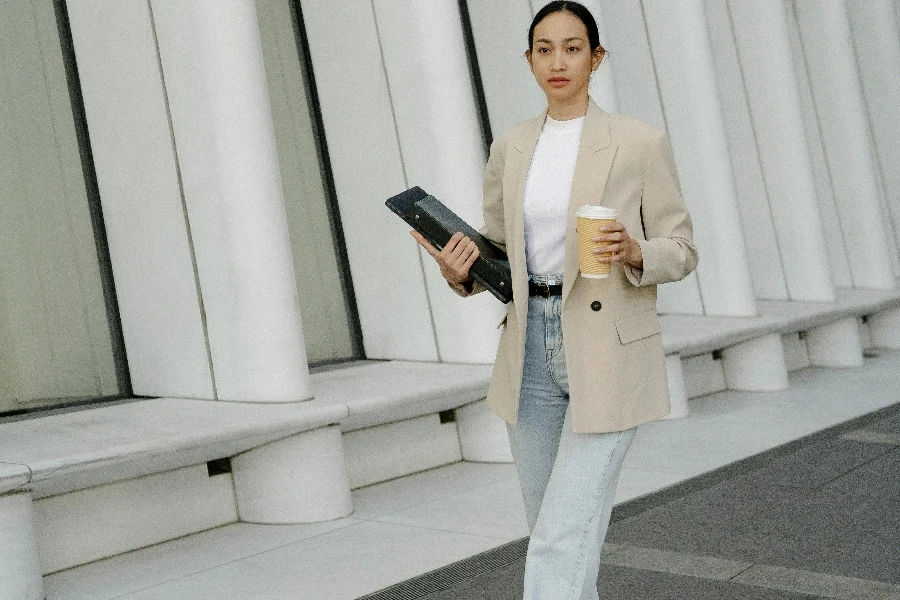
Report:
507,295,636,600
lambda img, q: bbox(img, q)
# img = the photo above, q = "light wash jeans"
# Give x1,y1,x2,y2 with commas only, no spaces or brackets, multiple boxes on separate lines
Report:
507,294,636,600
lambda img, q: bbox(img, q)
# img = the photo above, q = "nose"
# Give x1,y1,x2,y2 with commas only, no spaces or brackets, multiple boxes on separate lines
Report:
551,49,565,71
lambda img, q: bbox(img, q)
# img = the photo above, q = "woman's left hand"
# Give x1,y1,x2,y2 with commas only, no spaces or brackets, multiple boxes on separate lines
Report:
593,222,643,269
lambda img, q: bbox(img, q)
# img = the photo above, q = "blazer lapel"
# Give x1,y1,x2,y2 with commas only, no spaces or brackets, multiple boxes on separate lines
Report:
563,102,617,304
509,112,545,342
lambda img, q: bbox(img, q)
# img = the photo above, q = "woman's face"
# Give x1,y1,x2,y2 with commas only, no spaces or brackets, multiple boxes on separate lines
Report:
526,11,602,107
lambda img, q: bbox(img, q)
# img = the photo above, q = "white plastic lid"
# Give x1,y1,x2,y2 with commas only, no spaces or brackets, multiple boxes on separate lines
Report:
575,205,617,219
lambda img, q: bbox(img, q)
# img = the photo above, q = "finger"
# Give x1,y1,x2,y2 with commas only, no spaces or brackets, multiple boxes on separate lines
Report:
600,222,625,232
594,243,620,254
448,236,470,262
411,231,439,257
462,247,480,271
442,232,464,255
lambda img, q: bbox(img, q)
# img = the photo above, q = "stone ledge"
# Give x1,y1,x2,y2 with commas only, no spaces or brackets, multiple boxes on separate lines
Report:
0,462,31,495
311,360,493,432
661,287,900,358
0,398,348,498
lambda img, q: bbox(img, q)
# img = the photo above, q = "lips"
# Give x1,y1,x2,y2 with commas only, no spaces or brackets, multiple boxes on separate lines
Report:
548,77,569,88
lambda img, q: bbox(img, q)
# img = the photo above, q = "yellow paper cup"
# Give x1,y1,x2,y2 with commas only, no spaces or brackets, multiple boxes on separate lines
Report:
576,205,618,279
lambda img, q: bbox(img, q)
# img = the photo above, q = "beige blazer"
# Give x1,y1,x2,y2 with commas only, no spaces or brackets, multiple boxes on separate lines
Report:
458,101,698,433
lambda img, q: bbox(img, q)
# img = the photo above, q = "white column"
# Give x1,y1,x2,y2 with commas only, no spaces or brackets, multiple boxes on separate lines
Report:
705,0,789,302
148,0,311,402
373,0,504,363
782,4,854,289
0,492,43,600
67,0,214,398
643,0,757,317
722,334,789,391
663,353,689,419
456,400,514,462
727,0,835,303
846,0,900,263
791,1,896,290
600,0,706,315
806,318,864,368
868,307,900,349
231,426,352,524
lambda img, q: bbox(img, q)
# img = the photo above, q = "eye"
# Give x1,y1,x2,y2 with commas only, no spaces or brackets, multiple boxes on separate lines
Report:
567,46,580,53
538,47,550,54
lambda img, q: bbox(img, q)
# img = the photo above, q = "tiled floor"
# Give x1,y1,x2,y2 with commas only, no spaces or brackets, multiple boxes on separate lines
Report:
46,349,900,600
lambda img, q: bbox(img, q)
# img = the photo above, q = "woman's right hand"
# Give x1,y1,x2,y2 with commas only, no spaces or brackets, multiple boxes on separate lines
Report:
411,231,480,283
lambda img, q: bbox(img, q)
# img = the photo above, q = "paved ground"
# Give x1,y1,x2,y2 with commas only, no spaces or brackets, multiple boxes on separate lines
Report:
366,407,900,600
46,349,900,600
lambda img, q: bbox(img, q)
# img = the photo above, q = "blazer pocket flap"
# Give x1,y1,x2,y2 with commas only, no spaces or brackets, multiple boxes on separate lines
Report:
615,310,661,344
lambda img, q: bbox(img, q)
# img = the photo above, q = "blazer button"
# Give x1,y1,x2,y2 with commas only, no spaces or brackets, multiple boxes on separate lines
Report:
591,301,602,312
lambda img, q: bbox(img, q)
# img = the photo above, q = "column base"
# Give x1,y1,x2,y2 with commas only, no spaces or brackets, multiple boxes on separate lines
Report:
868,306,900,349
662,353,689,419
231,425,353,524
456,400,514,462
722,333,789,391
0,491,44,600
806,317,864,368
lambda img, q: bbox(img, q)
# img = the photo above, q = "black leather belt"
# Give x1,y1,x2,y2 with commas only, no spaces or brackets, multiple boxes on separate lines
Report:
529,281,563,297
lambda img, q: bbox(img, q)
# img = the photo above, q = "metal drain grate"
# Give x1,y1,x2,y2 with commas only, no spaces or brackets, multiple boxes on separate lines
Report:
357,538,529,599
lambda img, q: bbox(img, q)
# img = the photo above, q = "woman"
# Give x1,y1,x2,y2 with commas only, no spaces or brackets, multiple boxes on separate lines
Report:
412,2,698,598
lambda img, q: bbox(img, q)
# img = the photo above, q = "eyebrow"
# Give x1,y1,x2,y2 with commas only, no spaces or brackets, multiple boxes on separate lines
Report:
534,37,585,44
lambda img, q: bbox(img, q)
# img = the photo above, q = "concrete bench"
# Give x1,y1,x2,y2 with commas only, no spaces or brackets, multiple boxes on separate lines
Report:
0,397,350,600
310,361,507,485
659,288,900,417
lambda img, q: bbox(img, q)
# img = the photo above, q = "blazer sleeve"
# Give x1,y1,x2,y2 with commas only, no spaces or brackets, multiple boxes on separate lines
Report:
624,131,699,287
448,140,506,297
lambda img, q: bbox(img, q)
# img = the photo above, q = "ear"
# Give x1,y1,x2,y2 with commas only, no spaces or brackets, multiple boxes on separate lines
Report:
525,49,534,72
591,48,605,72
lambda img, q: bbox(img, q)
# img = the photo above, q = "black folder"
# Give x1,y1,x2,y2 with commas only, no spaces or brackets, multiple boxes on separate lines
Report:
386,186,513,303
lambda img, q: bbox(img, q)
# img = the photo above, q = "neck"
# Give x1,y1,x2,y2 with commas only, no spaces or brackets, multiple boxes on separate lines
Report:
546,94,589,121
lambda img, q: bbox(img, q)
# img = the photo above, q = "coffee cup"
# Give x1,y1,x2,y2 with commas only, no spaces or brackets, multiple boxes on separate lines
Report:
576,205,618,279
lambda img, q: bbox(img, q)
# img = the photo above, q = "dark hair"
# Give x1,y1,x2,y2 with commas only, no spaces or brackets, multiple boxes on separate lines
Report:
528,1,604,53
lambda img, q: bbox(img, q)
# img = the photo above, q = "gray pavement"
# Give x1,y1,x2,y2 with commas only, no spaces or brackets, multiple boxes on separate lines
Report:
364,404,900,600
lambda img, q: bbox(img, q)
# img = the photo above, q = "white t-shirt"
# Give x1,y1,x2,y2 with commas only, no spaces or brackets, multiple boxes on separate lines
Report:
522,114,584,277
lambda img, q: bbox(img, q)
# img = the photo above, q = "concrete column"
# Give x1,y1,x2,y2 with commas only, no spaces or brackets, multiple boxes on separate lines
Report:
727,0,835,303
705,0,790,302
231,425,352,524
372,0,504,363
148,0,312,402
0,491,43,600
791,1,896,290
601,0,705,315
663,353,689,420
782,4,853,289
846,0,900,261
301,0,439,362
67,0,215,398
806,318,864,368
643,0,757,317
456,400,514,462
868,307,900,349
722,334,790,391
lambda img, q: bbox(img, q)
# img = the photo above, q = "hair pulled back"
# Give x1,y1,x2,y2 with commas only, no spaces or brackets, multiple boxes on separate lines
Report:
528,1,604,53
